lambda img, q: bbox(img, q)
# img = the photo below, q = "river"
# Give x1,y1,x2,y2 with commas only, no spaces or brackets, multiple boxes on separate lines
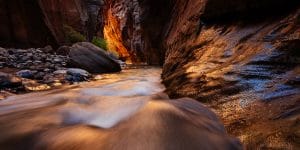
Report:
0,67,241,150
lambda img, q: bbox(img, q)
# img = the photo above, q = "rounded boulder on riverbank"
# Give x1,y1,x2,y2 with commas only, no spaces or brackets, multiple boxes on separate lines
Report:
69,42,121,73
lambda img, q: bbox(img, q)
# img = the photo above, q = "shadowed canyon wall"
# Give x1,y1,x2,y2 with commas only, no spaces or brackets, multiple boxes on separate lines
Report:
0,0,56,48
0,0,103,47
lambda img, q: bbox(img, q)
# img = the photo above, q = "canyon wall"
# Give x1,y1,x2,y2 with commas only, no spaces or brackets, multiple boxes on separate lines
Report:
0,0,104,48
0,0,170,64
163,0,300,101
161,0,300,148
0,0,300,148
102,0,174,63
1,0,299,102
0,0,56,48
96,0,300,147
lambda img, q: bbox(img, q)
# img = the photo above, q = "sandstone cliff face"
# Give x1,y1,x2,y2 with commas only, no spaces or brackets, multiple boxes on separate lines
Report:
0,0,56,47
38,0,104,44
102,0,144,62
38,0,89,44
0,0,169,64
161,0,300,148
163,0,300,100
0,0,103,47
102,0,174,64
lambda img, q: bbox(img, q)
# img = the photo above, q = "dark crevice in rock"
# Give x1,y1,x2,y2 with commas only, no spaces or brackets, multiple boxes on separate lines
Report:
202,0,300,24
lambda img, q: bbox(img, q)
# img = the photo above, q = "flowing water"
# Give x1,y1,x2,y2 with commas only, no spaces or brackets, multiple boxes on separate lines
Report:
0,67,164,149
0,67,242,150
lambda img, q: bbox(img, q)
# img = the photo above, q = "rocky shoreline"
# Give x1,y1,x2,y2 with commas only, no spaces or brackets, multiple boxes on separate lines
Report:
0,42,123,100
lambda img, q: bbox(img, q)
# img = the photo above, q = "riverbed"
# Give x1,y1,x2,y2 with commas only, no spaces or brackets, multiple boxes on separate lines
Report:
0,67,166,148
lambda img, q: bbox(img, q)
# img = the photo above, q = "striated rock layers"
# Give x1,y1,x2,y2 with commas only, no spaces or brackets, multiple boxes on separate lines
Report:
163,0,300,101
160,0,300,149
99,0,300,147
102,0,143,62
0,0,104,47
102,0,174,64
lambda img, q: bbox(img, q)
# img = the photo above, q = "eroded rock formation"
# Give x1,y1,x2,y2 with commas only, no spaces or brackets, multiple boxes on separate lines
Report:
163,0,300,101
161,0,300,148
102,0,174,64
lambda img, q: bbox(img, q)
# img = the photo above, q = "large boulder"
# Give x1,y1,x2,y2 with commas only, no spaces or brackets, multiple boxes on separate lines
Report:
69,42,121,73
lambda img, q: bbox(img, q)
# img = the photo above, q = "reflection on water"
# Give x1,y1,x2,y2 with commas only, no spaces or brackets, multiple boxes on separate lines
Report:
0,67,165,127
0,67,242,150
0,68,160,146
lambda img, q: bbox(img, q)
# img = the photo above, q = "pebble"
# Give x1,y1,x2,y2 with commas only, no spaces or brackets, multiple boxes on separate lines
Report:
0,47,92,93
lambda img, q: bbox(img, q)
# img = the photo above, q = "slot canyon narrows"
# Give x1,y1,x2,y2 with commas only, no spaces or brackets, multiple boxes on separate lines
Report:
0,0,299,149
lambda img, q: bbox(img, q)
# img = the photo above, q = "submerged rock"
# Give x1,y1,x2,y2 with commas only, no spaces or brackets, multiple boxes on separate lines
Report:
69,42,121,73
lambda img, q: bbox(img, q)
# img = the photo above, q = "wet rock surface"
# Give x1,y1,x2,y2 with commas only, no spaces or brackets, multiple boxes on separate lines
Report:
161,1,300,149
0,72,23,90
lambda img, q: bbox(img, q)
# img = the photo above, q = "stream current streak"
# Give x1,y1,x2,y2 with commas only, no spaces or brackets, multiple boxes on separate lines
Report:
0,67,241,150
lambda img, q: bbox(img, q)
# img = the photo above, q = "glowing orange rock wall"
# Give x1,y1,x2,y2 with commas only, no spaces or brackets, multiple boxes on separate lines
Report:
103,9,131,61
101,0,174,64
